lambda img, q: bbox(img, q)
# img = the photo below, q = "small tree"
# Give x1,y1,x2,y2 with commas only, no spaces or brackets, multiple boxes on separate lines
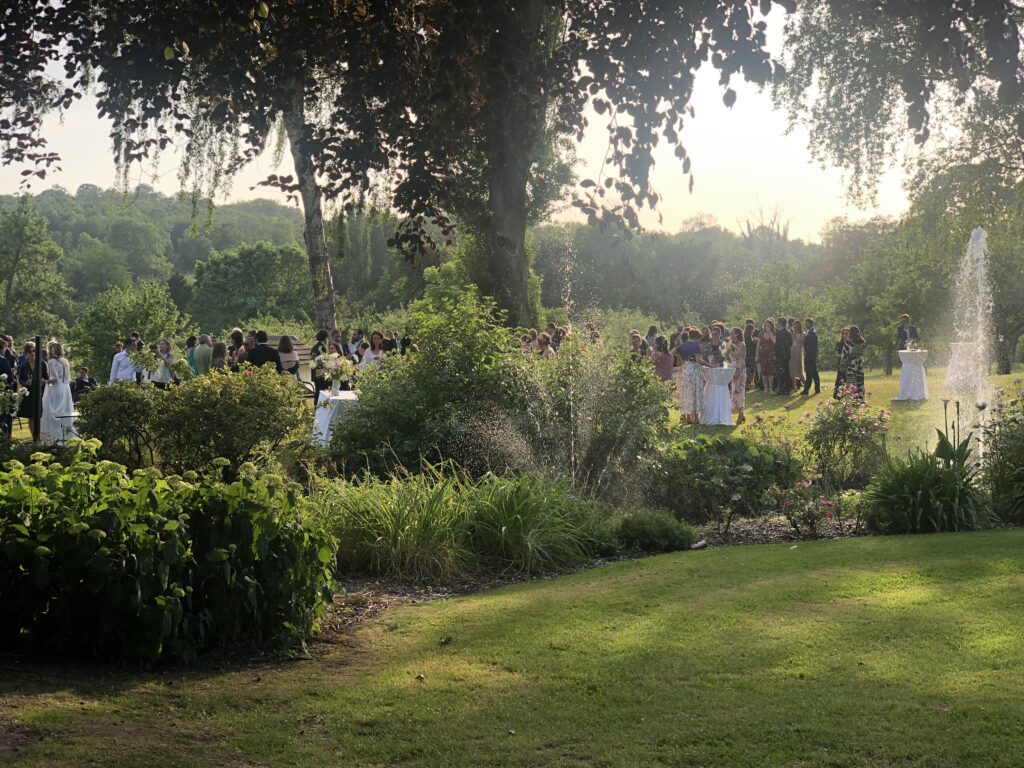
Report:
0,196,70,338
69,281,191,376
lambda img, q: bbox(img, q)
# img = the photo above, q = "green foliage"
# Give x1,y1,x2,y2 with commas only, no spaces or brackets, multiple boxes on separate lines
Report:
77,368,310,476
312,467,614,582
0,441,334,663
982,381,1024,523
647,434,802,529
150,366,310,476
864,431,993,534
68,281,192,377
191,241,312,332
803,389,890,490
612,508,697,554
331,274,535,476
0,195,71,338
76,383,158,468
62,233,132,304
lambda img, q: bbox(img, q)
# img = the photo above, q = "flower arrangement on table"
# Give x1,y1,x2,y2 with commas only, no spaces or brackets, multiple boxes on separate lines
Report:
312,353,356,393
0,374,29,416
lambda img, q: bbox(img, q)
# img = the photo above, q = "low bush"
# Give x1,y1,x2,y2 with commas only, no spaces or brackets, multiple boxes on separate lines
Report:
0,441,334,664
803,389,890,490
77,367,310,477
312,467,615,582
76,383,158,468
150,365,309,477
646,434,802,530
864,430,993,534
613,509,697,553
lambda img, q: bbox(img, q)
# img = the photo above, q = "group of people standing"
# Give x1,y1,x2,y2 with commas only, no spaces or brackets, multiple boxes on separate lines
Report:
627,314,880,427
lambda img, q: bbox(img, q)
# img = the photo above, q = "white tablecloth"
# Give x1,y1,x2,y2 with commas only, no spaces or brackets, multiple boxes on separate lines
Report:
313,392,359,447
895,349,929,401
701,366,735,426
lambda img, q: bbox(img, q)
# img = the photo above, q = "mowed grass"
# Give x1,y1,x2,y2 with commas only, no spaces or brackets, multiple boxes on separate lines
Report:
673,366,1022,452
4,530,1024,767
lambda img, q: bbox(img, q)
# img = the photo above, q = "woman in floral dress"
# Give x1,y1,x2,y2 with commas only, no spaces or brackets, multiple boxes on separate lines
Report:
833,327,850,399
673,329,704,424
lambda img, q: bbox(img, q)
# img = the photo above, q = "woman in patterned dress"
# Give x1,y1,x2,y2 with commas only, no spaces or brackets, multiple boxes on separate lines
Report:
844,326,868,399
673,329,704,424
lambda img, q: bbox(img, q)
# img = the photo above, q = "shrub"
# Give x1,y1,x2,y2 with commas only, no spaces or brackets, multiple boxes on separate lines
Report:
0,441,334,664
76,383,159,468
864,430,993,534
803,388,890,489
153,366,309,476
613,509,697,553
312,467,615,582
331,280,669,503
646,434,802,530
982,381,1024,523
331,281,536,477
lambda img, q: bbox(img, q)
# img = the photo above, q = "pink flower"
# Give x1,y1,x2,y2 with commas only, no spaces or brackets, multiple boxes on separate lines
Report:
797,418,804,425
803,412,811,418
783,404,791,411
895,434,905,442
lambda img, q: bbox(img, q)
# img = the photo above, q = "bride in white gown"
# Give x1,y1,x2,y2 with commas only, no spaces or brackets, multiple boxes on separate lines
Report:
40,341,75,445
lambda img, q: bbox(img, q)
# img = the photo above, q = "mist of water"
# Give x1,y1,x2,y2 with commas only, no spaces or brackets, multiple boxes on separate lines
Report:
945,227,994,408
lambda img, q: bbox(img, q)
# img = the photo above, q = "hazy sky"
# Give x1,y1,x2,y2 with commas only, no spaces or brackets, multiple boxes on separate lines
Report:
2,61,910,243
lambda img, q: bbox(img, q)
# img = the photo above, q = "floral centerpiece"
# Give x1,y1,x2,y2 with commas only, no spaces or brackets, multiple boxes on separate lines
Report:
0,374,28,416
312,353,356,395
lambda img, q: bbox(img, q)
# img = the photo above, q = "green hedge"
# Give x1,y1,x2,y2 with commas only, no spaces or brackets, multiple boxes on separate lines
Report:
0,440,334,664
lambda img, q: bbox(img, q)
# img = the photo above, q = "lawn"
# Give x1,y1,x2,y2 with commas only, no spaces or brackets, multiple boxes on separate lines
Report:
4,530,1024,767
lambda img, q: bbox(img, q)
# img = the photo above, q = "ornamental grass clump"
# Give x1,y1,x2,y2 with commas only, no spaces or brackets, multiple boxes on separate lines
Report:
0,440,334,664
312,464,615,582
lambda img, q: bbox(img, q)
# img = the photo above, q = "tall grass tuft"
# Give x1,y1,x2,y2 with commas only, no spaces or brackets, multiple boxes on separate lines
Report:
312,464,615,581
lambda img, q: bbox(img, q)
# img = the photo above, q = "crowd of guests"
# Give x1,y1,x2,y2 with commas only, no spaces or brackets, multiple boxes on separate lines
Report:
617,314,898,426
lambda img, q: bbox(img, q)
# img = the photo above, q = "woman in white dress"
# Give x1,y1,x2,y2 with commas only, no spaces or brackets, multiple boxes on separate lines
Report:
40,341,75,445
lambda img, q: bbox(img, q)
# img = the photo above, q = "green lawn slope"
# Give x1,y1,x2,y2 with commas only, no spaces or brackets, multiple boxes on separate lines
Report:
4,530,1024,767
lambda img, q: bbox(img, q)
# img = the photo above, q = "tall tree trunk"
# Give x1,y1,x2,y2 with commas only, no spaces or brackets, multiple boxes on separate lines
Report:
480,0,546,328
284,104,337,331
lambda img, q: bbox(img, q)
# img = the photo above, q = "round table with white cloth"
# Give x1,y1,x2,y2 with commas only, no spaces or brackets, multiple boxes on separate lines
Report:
313,391,359,447
701,366,735,426
894,349,929,402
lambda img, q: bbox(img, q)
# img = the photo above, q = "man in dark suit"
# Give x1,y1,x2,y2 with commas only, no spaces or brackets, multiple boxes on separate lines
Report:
245,330,283,372
801,318,820,395
896,314,919,350
774,319,793,395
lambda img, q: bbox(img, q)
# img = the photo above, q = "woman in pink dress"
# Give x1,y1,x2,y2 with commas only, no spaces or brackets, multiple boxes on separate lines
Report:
649,336,674,382
728,328,747,424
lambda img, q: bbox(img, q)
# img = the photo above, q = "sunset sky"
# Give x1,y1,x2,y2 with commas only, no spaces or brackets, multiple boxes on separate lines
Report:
1,60,910,243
